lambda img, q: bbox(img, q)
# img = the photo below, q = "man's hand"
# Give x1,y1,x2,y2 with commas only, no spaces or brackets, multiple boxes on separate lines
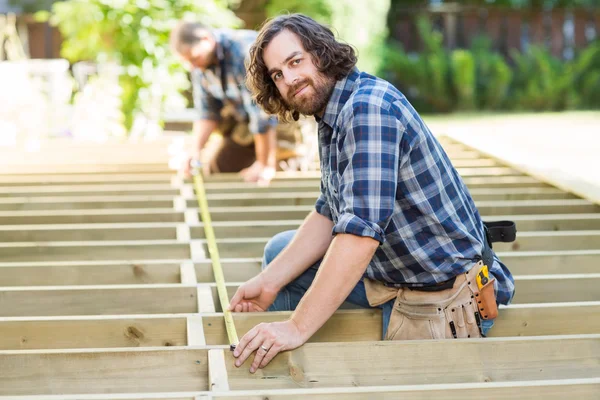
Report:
180,155,194,179
227,273,279,313
232,320,306,373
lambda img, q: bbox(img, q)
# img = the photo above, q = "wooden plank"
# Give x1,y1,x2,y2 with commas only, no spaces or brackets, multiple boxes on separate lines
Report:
0,209,184,224
1,335,598,394
513,274,600,303
4,213,600,243
0,183,178,197
0,347,210,395
224,335,600,389
476,199,599,215
0,317,187,350
187,316,207,346
1,303,599,350
0,173,174,186
1,250,598,287
0,285,198,316
0,188,582,211
0,163,172,175
0,241,190,262
209,349,230,391
180,262,197,285
506,213,600,231
200,176,547,194
2,379,599,399
0,175,546,198
493,231,600,252
213,379,600,399
198,285,216,313
498,250,600,275
0,263,183,286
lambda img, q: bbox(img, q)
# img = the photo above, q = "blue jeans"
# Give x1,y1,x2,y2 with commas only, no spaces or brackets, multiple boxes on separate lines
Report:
262,230,493,339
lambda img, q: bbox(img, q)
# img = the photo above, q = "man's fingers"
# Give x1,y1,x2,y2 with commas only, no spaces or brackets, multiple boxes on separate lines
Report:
250,339,274,373
235,329,264,367
233,325,259,362
228,288,245,311
259,342,282,369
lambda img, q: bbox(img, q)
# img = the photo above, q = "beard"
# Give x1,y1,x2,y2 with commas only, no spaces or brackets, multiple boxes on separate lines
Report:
284,73,336,116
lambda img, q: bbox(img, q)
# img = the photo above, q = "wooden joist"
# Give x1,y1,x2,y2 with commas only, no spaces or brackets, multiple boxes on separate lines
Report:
1,274,599,317
1,303,599,350
1,334,599,395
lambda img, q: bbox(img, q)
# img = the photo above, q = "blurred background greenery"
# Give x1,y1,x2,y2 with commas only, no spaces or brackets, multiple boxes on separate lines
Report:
3,0,599,135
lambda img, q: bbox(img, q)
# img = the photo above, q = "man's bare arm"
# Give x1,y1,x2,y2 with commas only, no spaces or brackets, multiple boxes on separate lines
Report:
290,233,379,340
261,210,335,292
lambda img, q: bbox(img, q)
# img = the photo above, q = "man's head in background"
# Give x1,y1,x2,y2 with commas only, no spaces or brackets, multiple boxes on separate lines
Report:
170,21,217,71
246,14,357,122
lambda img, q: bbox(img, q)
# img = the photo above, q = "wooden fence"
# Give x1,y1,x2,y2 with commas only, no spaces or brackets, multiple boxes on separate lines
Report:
388,4,600,59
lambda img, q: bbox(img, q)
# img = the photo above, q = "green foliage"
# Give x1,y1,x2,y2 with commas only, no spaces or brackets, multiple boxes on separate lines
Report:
36,0,241,131
265,0,332,23
451,49,476,110
509,45,576,111
266,0,391,75
470,36,512,110
571,40,600,109
379,17,454,112
378,14,599,113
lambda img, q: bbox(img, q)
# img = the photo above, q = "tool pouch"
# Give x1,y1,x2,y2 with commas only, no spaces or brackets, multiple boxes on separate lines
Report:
465,262,498,320
378,273,483,341
473,278,498,320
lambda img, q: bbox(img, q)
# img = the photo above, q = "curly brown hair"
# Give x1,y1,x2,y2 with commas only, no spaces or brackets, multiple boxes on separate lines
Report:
246,14,357,122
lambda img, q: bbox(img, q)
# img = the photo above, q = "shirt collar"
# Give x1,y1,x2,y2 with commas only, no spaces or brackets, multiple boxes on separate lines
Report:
318,66,360,128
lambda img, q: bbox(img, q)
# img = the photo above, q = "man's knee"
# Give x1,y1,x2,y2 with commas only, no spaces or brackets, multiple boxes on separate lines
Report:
262,230,297,270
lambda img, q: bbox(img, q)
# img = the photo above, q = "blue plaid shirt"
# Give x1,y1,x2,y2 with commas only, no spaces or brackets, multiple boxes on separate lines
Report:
191,29,277,134
315,67,515,306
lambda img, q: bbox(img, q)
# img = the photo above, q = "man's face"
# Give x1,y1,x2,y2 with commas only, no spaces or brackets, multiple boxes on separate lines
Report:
263,29,335,117
178,32,216,71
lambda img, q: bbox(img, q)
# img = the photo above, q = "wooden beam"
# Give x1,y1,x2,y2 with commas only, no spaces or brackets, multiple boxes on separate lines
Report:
0,183,178,197
200,176,547,194
1,335,598,394
1,302,599,350
0,285,199,316
0,173,174,186
493,231,600,252
209,349,230,391
0,188,583,211
0,316,188,350
1,275,597,317
0,347,210,395
0,163,172,175
1,249,598,287
476,200,599,215
3,213,600,243
0,209,184,225
1,379,598,399
188,316,207,346
224,335,600,389
0,262,184,286
0,241,191,262
212,379,600,400
497,250,600,275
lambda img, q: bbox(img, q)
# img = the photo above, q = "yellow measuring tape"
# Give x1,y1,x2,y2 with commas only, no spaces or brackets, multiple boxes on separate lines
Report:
191,167,239,350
